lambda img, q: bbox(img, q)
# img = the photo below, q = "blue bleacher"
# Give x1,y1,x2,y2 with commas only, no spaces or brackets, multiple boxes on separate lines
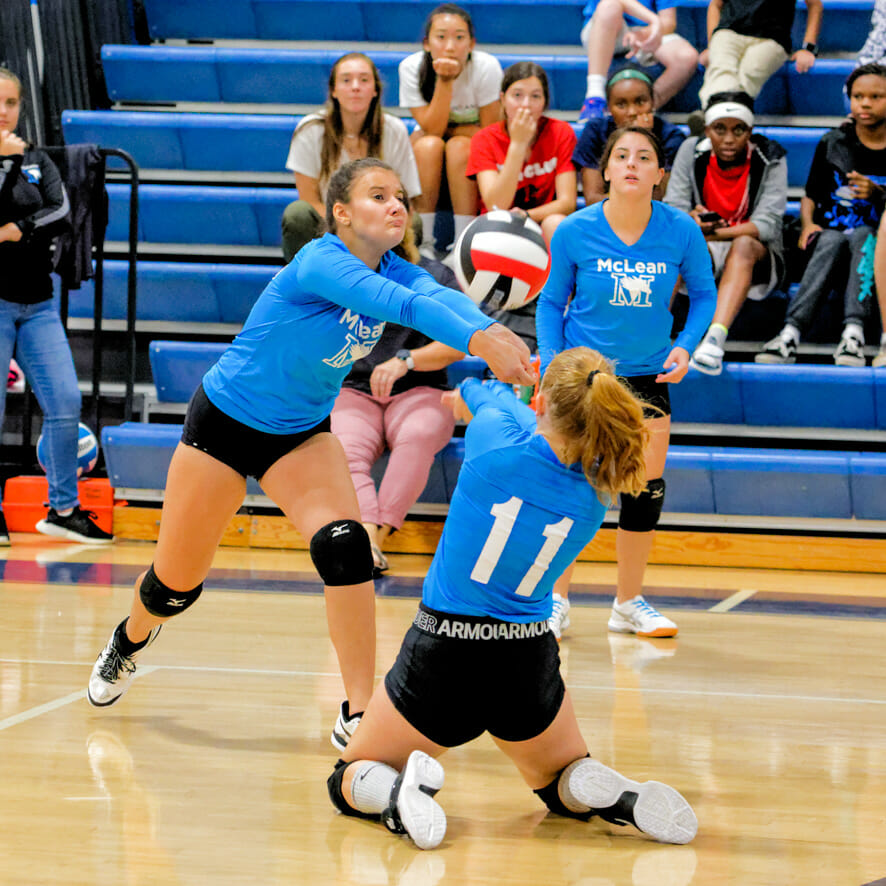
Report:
100,43,859,117
104,186,800,248
671,365,886,431
142,0,589,43
65,110,827,189
140,0,874,53
102,422,262,495
106,183,293,246
60,261,274,323
147,341,886,432
850,454,886,520
100,418,878,520
63,111,298,173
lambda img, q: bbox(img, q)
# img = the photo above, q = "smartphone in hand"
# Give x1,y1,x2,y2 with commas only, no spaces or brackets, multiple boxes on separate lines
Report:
699,211,722,223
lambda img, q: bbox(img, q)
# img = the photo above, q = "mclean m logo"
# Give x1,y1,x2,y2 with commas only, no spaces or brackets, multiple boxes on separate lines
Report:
609,274,654,307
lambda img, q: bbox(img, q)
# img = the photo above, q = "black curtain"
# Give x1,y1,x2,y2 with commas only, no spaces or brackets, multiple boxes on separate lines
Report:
2,0,140,147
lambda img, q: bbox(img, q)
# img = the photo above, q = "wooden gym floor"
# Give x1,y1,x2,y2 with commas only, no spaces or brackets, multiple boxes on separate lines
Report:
1,532,885,886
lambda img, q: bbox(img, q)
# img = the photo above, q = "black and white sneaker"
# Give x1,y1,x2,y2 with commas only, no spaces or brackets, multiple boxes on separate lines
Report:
0,510,9,546
755,334,797,365
834,333,866,367
331,700,363,751
570,758,697,844
36,507,113,544
87,624,161,707
382,750,446,850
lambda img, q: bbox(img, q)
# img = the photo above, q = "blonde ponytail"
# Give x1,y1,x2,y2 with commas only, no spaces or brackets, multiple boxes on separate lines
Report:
542,348,651,499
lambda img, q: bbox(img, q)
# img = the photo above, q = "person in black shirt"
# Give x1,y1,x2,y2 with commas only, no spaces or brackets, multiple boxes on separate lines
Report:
697,0,823,110
0,67,113,546
757,64,886,366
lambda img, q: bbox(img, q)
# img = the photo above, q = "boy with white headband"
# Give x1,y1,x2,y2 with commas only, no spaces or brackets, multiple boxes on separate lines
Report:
665,91,787,374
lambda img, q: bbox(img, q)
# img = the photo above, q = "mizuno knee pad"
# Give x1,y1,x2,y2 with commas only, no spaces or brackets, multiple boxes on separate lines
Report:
618,477,666,533
310,519,374,586
138,564,203,617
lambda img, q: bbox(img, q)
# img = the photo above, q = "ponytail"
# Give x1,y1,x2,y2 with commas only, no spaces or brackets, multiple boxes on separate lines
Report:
541,348,651,499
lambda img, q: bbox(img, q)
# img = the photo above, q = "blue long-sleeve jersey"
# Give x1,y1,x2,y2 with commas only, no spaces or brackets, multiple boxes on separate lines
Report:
203,234,494,432
536,201,716,377
422,379,608,621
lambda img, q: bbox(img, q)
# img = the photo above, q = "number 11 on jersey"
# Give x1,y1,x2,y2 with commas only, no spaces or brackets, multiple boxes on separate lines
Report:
470,496,574,597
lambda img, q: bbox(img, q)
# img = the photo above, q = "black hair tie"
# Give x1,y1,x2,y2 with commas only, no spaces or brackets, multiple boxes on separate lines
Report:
586,370,599,386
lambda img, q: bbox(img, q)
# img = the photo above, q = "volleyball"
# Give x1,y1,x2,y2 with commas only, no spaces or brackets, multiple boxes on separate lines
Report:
37,422,99,477
453,210,551,311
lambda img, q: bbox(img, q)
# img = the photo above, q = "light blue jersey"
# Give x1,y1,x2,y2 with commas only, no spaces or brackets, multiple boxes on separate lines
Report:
203,234,493,433
422,380,608,621
536,201,716,377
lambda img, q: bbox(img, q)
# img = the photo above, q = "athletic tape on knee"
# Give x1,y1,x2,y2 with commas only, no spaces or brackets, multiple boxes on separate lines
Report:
618,477,666,533
534,756,594,821
310,519,374,586
138,565,203,618
327,759,380,821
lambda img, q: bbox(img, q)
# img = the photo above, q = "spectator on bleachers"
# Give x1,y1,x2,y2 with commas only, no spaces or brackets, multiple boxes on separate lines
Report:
399,4,502,260
281,52,421,263
468,62,577,246
537,126,717,640
577,0,699,125
331,227,465,576
875,212,886,366
573,66,685,204
665,92,787,375
757,63,886,367
858,0,886,67
0,67,112,547
466,61,577,353
691,0,822,134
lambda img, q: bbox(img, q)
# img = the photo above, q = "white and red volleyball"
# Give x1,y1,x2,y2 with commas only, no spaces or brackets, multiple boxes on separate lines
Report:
453,210,551,311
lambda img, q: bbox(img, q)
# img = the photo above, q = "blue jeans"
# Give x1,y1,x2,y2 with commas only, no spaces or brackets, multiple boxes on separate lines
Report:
0,297,82,510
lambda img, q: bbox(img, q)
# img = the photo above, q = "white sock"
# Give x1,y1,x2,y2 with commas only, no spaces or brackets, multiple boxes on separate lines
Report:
419,213,436,251
843,322,864,343
781,324,800,345
453,214,474,245
57,508,74,517
350,761,399,814
706,323,728,348
880,332,886,347
586,74,606,100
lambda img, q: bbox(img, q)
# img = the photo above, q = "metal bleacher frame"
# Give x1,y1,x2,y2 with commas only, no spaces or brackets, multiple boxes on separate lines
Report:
17,147,140,463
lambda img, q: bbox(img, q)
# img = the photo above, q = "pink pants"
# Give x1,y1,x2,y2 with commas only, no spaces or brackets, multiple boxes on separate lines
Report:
331,386,456,529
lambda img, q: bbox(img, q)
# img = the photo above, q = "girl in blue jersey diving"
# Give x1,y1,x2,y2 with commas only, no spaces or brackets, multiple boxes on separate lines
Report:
326,347,698,850
538,125,716,640
86,159,534,751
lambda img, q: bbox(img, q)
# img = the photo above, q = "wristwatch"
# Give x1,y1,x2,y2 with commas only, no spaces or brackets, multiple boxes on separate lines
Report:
396,349,415,370
802,42,819,57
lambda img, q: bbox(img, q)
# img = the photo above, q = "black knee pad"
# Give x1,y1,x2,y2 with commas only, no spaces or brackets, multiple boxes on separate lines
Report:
534,760,594,822
327,759,378,821
618,478,666,533
310,519,374,586
139,565,203,618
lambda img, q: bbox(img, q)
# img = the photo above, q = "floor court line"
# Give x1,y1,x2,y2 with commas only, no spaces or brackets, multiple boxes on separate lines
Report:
2,659,884,710
0,666,158,732
709,588,758,612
